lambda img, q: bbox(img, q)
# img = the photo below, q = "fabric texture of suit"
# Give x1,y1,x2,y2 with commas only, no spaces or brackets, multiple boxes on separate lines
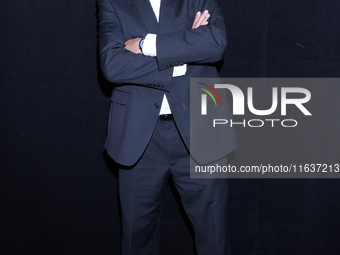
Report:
98,0,237,254
98,0,237,167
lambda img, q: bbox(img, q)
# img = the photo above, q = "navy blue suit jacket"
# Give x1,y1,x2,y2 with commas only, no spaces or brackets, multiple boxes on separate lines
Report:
98,0,237,166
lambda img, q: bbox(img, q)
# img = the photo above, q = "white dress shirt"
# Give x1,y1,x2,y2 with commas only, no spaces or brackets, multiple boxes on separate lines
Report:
143,0,187,115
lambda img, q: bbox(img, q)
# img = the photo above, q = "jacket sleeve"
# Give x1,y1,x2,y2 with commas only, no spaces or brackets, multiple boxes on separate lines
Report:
97,0,173,91
156,0,227,71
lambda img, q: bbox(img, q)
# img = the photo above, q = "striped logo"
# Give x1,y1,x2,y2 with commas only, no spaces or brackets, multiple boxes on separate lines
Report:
197,82,222,115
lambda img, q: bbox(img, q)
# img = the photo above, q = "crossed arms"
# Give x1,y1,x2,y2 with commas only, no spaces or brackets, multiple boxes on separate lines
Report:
97,0,227,91
124,10,211,54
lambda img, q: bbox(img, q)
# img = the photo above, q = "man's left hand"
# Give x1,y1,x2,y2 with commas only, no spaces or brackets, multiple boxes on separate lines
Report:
124,38,143,54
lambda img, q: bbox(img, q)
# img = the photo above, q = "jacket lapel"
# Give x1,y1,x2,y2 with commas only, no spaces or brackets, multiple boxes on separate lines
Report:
131,0,159,34
158,0,178,34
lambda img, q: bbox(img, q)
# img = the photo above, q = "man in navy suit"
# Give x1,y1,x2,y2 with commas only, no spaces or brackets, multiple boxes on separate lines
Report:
98,0,237,254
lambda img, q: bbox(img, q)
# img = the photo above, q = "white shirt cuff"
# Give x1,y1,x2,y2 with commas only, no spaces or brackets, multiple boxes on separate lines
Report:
142,33,157,57
172,64,187,77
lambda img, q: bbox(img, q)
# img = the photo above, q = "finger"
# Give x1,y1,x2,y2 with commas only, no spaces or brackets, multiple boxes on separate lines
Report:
195,11,206,27
199,10,210,26
192,11,201,29
196,10,209,27
200,13,210,26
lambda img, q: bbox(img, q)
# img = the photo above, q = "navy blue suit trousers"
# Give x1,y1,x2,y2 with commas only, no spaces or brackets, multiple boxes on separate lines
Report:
119,119,231,255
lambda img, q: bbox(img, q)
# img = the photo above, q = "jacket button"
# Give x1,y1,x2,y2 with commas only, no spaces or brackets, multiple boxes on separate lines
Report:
154,103,160,109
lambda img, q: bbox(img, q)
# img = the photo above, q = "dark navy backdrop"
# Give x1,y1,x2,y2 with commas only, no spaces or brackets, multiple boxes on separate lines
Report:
1,0,340,254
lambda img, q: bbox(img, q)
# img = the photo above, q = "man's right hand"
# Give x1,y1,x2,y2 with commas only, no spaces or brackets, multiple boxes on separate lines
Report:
192,10,210,29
